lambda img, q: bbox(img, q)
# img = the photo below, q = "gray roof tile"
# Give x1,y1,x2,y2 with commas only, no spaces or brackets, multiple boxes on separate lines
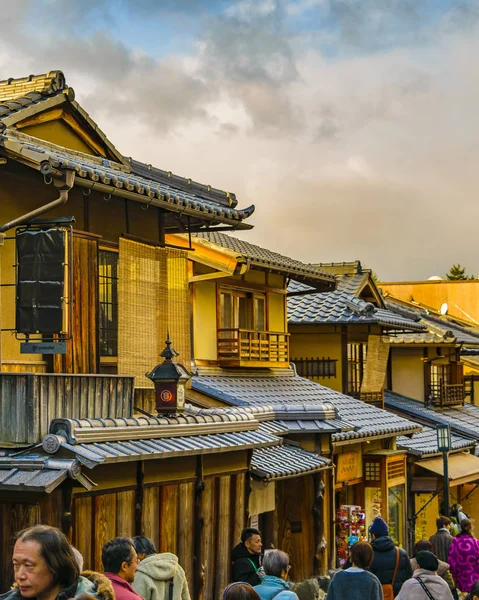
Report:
251,443,330,481
397,425,475,457
386,390,479,440
192,232,336,283
191,369,420,441
288,289,425,331
68,429,279,464
0,132,254,229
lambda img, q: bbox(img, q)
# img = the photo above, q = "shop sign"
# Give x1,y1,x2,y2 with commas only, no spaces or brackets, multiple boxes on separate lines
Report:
337,452,360,483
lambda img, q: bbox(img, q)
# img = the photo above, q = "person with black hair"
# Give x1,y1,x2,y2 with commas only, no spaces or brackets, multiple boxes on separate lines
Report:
231,529,263,586
102,538,142,600
131,536,190,600
430,517,454,563
0,525,113,600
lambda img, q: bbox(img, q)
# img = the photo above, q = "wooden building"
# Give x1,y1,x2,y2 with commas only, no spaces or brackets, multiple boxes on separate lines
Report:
166,235,421,573
0,70,265,599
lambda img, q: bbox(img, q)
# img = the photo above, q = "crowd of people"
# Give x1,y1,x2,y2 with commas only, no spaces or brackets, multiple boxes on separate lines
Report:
2,515,479,600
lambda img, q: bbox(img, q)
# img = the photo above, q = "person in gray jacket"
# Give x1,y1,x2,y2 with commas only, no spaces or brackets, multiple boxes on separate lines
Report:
132,537,190,600
395,551,453,600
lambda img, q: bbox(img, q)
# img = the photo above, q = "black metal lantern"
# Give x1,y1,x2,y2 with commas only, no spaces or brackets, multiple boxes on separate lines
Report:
146,336,191,415
436,423,452,517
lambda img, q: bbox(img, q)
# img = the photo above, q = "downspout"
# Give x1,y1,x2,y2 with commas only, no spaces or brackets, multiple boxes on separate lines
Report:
0,168,75,371
0,167,75,233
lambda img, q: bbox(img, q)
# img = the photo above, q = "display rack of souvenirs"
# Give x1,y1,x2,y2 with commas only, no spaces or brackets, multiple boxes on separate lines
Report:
335,505,367,566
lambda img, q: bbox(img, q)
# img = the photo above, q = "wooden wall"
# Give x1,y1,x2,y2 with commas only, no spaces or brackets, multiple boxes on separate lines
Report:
276,475,316,581
71,466,248,600
0,491,63,592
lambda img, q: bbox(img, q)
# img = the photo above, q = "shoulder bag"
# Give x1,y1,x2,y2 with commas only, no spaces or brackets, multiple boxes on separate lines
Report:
381,547,400,600
416,577,435,600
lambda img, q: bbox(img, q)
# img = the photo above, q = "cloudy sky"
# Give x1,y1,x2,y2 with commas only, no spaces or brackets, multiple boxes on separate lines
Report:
2,0,479,280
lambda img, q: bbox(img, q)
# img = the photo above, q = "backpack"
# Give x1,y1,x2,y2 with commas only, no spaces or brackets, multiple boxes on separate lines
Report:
381,547,400,600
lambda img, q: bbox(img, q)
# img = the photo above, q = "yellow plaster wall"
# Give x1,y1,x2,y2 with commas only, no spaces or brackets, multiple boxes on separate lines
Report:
20,120,96,156
193,281,217,361
390,347,424,401
268,293,285,332
289,327,342,392
244,270,265,284
381,280,479,325
460,484,479,525
268,274,284,288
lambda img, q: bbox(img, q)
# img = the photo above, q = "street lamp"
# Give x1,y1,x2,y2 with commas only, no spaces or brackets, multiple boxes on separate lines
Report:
436,424,452,517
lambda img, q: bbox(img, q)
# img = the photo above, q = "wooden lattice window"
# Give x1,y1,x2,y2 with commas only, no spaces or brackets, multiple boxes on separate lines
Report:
387,456,406,485
364,460,381,482
99,249,119,357
293,357,337,379
347,343,367,394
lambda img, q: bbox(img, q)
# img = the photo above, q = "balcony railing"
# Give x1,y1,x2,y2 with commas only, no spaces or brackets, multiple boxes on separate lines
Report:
217,328,290,367
429,383,465,408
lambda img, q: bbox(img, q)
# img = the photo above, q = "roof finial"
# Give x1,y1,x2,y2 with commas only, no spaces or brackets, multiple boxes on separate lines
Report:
160,331,179,361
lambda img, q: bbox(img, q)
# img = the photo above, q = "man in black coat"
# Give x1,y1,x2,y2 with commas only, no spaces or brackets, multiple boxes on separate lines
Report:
368,517,412,597
231,528,263,585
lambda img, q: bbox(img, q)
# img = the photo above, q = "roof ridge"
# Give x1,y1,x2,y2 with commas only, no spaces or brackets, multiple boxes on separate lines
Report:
0,71,67,101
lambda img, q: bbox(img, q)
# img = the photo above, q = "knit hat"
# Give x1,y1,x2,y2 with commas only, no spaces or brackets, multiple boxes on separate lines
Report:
369,517,389,538
416,551,439,572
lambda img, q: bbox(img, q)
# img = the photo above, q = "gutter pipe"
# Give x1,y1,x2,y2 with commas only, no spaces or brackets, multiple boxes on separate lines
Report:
0,168,75,233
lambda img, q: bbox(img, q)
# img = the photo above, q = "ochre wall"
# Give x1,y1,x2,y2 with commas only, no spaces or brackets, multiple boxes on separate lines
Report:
268,292,285,332
193,281,217,361
381,280,479,324
20,120,96,155
390,347,425,401
289,326,342,392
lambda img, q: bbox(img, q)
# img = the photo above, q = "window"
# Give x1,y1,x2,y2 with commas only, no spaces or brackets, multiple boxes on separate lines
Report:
293,357,337,379
99,250,118,356
347,343,367,394
219,289,266,332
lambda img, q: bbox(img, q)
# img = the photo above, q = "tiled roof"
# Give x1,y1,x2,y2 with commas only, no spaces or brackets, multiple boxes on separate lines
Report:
0,455,91,492
313,261,363,276
0,467,68,493
0,71,67,101
336,273,371,295
251,443,331,481
48,411,260,446
288,289,425,331
129,159,236,209
191,369,421,441
53,429,279,466
192,232,336,283
397,425,475,457
0,132,254,229
385,299,479,346
386,390,479,440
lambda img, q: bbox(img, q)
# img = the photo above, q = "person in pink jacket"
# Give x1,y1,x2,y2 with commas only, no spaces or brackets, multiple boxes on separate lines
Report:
448,519,479,594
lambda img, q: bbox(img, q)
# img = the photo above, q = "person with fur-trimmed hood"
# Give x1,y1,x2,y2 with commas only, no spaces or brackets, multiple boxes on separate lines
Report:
132,536,190,600
0,526,114,600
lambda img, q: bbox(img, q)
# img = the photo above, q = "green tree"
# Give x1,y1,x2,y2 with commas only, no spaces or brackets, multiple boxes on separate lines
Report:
446,264,475,280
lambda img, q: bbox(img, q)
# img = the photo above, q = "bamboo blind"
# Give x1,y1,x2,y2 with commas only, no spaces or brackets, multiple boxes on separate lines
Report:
360,335,390,393
118,239,190,388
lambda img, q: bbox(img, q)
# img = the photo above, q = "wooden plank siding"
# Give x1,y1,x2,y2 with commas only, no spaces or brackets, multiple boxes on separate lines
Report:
54,231,99,374
0,372,134,445
0,490,63,592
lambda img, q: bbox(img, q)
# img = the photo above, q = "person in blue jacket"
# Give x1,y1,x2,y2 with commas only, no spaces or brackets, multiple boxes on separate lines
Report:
254,550,298,600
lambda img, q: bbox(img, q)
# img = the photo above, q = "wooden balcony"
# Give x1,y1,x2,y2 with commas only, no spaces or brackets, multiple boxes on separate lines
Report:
217,328,290,368
429,383,465,408
0,372,134,446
